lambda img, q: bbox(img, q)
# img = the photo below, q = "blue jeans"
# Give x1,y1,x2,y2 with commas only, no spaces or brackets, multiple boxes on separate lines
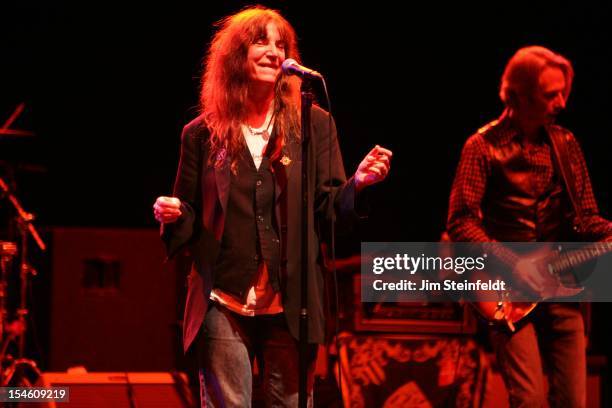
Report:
490,303,586,408
198,303,317,408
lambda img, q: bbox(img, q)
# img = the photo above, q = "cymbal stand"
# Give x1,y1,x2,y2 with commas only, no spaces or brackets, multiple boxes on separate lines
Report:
0,177,46,363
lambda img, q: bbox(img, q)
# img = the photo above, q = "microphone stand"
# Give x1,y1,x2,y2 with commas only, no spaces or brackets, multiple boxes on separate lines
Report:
298,79,314,408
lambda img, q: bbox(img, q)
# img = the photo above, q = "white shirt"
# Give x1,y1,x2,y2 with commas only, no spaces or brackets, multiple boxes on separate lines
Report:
241,108,275,170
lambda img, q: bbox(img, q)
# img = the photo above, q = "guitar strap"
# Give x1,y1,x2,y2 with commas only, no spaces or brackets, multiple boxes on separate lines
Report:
547,126,585,234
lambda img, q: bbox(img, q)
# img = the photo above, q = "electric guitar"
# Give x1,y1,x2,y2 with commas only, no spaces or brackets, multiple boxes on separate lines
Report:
470,242,612,331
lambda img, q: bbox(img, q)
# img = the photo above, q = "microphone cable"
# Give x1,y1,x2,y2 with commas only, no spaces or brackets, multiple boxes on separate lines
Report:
320,76,344,405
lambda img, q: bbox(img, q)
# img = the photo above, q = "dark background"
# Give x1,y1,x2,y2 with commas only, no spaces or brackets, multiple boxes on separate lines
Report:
1,0,611,375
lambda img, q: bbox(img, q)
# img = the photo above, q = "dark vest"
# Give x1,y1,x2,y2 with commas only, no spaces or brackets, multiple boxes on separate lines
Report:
481,127,573,242
212,146,281,298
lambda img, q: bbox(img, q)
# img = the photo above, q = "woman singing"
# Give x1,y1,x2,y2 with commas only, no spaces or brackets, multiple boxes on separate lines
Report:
153,6,391,407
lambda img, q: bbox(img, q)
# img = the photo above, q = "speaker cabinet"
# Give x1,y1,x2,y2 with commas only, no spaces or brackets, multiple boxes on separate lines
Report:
49,228,179,371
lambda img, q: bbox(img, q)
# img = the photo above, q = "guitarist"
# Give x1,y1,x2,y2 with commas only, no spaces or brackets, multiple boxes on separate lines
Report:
447,46,612,407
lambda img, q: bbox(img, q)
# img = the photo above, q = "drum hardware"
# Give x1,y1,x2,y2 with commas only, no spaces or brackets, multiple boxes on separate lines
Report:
0,174,46,387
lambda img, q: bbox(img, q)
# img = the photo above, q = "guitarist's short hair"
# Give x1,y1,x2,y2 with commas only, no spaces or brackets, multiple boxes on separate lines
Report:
500,46,574,107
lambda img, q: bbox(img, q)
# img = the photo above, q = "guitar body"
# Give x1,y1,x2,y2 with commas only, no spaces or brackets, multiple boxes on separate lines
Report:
469,245,573,331
470,301,537,331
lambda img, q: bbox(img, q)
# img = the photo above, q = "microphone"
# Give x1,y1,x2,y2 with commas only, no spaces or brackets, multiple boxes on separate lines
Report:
281,59,323,80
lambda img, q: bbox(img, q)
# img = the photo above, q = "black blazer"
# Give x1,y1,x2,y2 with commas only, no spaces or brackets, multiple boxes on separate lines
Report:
162,105,362,353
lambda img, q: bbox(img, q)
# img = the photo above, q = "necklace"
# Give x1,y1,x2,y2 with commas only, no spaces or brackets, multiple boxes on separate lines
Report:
244,110,275,164
246,110,275,141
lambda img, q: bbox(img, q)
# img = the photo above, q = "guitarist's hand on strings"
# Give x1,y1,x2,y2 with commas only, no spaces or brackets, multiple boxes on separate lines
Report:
512,258,545,296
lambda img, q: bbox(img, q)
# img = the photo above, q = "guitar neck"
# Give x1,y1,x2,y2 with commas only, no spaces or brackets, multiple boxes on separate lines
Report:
549,242,612,275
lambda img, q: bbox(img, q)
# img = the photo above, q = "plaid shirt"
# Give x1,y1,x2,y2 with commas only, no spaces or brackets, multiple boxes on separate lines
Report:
447,114,612,256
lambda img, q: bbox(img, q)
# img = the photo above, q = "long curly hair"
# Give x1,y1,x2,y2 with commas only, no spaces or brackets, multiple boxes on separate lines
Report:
201,6,302,170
